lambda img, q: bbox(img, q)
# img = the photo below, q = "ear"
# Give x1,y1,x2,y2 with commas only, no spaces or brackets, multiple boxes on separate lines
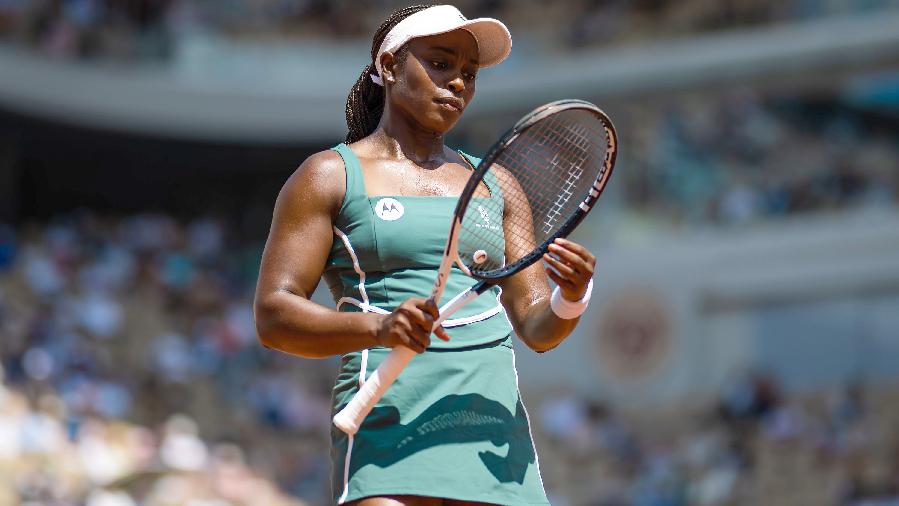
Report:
380,51,397,84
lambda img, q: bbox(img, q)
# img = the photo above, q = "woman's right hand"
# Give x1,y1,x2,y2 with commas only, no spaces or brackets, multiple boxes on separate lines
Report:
375,298,450,353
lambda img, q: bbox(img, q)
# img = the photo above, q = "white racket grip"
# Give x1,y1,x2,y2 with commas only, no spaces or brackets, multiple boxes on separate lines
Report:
333,346,416,435
434,288,479,327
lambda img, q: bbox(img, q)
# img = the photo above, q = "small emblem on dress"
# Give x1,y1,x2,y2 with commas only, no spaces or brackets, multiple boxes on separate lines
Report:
375,198,405,221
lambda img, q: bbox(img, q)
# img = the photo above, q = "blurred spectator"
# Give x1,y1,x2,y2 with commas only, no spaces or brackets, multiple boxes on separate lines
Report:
619,89,899,226
3,0,899,61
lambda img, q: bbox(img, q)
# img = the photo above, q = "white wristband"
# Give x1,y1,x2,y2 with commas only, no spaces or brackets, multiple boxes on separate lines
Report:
550,278,594,319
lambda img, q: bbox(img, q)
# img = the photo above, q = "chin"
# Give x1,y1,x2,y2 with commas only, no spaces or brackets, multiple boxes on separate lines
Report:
420,114,458,135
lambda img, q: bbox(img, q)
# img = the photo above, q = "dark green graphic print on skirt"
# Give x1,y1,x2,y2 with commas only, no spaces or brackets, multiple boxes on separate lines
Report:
324,144,549,504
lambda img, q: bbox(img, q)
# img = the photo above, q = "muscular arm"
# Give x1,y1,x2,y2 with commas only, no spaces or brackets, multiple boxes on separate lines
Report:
254,150,446,358
253,151,382,358
494,167,594,353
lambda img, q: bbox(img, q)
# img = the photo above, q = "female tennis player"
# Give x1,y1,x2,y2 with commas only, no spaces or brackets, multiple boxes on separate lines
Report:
254,5,597,505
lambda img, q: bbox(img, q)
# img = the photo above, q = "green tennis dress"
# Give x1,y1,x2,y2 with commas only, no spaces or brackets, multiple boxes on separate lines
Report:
324,143,549,505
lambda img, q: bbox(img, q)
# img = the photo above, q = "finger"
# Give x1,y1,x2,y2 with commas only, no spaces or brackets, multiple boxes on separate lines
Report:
403,305,435,334
418,298,440,321
402,298,428,311
545,265,575,288
543,253,576,278
396,316,415,342
548,243,593,274
405,337,426,354
434,325,450,342
556,238,596,270
394,323,425,353
397,320,427,352
402,312,432,344
553,237,593,258
410,325,432,350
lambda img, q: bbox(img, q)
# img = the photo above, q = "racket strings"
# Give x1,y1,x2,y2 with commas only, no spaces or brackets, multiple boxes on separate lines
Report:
458,109,610,277
529,120,595,234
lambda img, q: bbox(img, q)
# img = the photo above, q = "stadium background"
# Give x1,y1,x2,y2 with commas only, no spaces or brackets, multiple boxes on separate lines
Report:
1,1,899,505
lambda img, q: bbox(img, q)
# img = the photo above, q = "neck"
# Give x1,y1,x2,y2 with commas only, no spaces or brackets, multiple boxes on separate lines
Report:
373,105,447,167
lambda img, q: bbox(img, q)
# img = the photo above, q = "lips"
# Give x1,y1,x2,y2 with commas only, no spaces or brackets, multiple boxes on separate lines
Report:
434,96,464,112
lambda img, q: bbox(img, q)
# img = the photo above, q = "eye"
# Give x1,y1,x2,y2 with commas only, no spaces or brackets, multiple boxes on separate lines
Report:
431,60,448,70
463,72,477,82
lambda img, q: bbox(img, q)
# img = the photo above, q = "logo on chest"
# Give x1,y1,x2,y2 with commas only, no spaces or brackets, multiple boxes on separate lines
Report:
375,197,405,221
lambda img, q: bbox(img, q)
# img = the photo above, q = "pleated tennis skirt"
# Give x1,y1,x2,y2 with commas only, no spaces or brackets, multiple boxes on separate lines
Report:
330,335,550,505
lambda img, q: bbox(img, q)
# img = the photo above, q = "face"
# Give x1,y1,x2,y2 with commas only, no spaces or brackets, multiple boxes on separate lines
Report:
381,29,480,134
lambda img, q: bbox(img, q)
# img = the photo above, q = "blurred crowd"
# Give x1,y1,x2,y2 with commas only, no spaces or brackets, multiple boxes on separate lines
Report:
2,212,899,505
0,386,309,506
534,375,899,505
618,90,899,226
0,213,335,504
1,0,898,61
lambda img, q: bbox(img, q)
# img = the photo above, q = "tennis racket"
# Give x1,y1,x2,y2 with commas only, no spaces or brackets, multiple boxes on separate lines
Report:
333,99,618,435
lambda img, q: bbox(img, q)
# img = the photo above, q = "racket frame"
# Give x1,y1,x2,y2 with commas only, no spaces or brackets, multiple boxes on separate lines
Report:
459,99,618,281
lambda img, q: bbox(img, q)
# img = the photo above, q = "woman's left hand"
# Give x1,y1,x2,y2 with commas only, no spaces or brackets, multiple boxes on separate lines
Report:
543,238,596,302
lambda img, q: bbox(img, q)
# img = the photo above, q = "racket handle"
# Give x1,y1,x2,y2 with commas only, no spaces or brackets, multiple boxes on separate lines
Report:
333,346,416,435
333,285,484,435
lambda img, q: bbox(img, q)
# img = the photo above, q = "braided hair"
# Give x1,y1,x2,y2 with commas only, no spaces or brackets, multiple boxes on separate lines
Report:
345,4,432,143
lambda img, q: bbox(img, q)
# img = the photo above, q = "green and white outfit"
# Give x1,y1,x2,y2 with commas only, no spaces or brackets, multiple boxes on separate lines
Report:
325,143,549,505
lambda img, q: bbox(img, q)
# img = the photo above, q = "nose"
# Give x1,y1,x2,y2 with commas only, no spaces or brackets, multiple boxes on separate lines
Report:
447,76,465,94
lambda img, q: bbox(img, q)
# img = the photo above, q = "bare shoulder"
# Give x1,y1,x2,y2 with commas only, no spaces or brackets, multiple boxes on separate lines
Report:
489,162,525,193
279,149,347,217
490,162,511,177
285,149,345,193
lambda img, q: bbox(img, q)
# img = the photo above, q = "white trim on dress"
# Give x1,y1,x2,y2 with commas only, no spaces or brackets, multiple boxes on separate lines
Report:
334,226,369,504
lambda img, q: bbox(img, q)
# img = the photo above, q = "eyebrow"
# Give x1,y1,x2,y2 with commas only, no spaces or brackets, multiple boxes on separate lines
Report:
431,46,479,66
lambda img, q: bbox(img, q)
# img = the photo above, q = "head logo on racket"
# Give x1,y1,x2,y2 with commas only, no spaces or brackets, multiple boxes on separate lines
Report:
375,198,405,221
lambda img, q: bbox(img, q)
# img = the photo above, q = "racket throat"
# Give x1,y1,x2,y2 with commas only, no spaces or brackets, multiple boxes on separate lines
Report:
434,282,490,328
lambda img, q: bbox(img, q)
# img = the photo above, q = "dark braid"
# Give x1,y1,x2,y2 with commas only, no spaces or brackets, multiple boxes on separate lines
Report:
345,4,432,143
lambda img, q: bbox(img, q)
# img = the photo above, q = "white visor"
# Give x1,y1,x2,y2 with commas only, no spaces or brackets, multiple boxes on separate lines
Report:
371,5,512,86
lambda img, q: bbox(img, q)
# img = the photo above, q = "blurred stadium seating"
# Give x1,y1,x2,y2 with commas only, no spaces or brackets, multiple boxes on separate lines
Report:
1,1,899,505
617,89,899,225
3,0,899,59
